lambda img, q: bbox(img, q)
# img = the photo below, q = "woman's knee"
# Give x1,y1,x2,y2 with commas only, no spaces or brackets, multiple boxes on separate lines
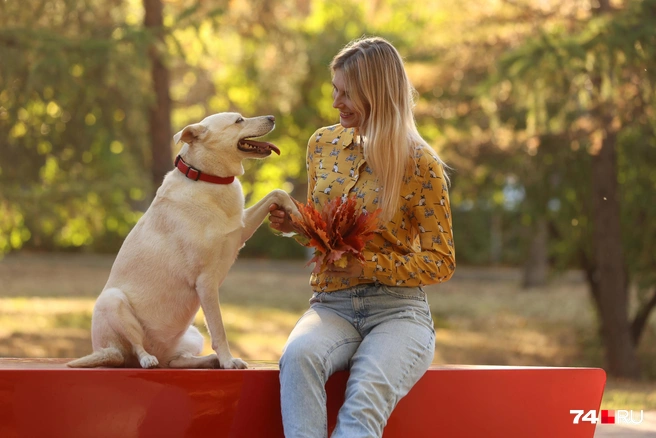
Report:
280,333,325,373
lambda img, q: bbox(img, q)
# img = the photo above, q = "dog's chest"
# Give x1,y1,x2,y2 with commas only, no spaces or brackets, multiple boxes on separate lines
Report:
191,198,244,238
156,179,247,244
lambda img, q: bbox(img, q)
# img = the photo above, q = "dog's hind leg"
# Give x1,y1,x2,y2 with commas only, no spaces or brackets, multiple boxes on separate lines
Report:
168,354,220,369
165,326,220,369
101,288,159,369
67,347,124,368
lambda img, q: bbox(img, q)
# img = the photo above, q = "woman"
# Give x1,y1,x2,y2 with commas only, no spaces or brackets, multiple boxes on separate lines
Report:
269,36,455,438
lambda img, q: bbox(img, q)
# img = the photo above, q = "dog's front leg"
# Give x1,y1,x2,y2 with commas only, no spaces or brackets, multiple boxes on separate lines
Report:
240,189,299,244
196,271,247,369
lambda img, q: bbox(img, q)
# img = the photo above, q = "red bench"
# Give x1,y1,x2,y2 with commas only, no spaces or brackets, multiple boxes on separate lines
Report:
0,359,604,438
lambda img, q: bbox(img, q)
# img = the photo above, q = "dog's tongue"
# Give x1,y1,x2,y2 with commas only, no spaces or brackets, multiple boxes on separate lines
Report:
243,139,280,155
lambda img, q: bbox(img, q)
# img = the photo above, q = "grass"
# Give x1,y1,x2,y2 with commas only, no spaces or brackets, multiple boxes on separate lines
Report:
1,252,655,410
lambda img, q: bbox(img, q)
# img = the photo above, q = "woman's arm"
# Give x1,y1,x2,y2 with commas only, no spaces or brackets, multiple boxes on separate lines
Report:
362,152,456,287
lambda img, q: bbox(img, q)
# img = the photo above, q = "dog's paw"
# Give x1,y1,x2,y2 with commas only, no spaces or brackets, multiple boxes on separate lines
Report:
277,197,299,218
270,190,299,216
140,354,159,369
221,357,248,369
285,201,300,219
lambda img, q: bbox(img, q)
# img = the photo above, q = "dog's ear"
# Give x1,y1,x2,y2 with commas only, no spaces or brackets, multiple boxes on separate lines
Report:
173,123,208,145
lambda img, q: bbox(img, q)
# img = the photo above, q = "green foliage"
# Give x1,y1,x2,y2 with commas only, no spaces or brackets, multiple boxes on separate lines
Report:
0,0,152,252
619,127,656,291
490,0,656,291
2,0,655,286
452,208,525,266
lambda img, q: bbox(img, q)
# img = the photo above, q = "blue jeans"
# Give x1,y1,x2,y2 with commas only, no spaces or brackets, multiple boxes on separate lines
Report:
279,283,436,438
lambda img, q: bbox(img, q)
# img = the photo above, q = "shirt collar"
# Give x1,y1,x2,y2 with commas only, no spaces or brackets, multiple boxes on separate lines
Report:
341,127,357,149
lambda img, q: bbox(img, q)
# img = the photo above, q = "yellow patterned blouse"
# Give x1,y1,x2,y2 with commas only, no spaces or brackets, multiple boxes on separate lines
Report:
306,124,456,292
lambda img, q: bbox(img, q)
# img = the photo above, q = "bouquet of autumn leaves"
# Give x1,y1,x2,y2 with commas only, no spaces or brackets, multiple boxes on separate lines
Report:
289,196,382,274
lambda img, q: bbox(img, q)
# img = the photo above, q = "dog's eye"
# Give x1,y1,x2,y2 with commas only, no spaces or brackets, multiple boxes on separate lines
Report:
235,117,244,124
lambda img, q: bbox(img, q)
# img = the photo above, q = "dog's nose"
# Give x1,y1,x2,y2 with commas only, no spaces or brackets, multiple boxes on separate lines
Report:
267,115,275,122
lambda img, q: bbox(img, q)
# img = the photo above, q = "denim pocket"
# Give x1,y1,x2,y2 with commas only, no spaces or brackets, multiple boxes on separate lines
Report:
378,284,426,301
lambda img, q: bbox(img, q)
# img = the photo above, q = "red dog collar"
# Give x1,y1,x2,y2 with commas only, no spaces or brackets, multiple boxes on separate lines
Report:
175,155,235,185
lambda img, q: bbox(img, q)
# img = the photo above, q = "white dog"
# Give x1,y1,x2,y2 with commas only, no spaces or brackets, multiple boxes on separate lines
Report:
67,113,297,369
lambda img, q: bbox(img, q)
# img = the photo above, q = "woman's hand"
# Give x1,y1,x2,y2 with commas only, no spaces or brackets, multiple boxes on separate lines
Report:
268,203,295,234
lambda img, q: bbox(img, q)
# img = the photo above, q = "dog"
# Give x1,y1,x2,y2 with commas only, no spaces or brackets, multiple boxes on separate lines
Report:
67,112,298,369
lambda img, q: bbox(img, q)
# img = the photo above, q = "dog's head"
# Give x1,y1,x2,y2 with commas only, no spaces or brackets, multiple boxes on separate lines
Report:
173,112,279,177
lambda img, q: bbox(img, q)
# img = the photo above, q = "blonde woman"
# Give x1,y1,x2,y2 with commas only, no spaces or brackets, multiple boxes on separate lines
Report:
269,36,456,438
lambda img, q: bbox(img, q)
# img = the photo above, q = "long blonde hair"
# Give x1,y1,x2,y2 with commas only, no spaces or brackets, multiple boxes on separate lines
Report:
330,36,445,221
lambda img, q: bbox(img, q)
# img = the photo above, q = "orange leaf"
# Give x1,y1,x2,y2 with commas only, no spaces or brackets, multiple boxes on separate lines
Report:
289,196,382,273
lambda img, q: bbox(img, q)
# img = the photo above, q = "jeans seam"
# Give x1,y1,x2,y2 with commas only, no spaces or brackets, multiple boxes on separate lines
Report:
320,337,361,438
384,333,435,421
320,337,362,374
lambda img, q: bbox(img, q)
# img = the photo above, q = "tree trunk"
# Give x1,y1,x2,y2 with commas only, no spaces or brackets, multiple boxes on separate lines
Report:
522,217,549,289
143,0,172,191
583,0,640,380
596,0,612,13
590,128,641,379
579,249,602,314
631,288,656,346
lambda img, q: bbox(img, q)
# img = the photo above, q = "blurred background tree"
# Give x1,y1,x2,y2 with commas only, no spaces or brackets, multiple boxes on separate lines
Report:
1,0,655,379
492,0,656,379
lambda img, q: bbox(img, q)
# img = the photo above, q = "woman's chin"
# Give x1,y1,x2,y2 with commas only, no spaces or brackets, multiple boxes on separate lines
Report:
339,118,358,129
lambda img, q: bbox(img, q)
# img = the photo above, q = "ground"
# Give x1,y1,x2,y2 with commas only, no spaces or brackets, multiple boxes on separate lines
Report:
1,251,655,412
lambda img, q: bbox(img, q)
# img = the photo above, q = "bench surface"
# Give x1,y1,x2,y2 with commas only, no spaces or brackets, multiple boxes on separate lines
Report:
0,358,605,438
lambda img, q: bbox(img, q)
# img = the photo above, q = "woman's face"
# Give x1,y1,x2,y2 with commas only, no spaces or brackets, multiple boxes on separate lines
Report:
332,69,362,129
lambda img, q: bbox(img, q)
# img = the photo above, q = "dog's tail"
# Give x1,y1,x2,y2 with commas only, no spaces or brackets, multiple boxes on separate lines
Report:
67,347,124,368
